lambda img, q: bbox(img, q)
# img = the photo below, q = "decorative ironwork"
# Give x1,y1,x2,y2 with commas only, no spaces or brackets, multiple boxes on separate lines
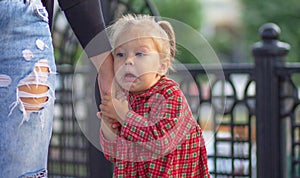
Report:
277,65,300,178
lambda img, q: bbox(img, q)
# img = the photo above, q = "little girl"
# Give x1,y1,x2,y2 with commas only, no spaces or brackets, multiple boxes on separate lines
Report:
98,14,210,178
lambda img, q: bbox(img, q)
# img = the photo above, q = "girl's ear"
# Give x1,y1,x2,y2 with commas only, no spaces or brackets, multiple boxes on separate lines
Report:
158,59,170,76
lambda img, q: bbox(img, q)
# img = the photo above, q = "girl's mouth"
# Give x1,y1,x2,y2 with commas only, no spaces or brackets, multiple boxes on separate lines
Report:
123,73,137,82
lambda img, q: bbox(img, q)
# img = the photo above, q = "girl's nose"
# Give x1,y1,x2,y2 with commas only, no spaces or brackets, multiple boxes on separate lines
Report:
125,56,134,65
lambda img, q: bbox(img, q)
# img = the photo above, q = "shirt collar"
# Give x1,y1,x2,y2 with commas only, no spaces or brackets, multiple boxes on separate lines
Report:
128,77,167,99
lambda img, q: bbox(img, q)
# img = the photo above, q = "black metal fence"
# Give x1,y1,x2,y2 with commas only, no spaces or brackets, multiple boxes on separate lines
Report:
48,1,300,178
169,64,255,177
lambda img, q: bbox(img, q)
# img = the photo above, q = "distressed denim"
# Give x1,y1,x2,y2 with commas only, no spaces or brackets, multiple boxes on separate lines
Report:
0,0,56,177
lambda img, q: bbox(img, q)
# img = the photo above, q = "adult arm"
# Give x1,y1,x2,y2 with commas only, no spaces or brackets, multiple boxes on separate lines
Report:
58,0,114,98
58,0,111,57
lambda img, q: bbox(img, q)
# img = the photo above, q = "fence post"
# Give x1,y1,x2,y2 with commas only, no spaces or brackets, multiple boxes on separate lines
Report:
252,23,290,178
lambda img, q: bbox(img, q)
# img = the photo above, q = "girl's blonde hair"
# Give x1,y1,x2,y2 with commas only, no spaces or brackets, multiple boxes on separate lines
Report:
108,14,176,62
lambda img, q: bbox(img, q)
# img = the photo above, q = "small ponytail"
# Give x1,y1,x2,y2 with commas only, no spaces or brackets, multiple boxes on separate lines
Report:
158,21,176,59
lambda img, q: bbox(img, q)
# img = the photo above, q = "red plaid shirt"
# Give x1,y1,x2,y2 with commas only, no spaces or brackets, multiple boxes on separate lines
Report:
100,77,210,178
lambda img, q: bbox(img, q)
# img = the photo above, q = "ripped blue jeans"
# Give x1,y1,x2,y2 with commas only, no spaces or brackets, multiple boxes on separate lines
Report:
0,0,56,177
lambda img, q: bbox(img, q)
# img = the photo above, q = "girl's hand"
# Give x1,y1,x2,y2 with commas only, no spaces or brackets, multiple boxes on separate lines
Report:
97,111,121,129
97,112,119,141
99,93,129,124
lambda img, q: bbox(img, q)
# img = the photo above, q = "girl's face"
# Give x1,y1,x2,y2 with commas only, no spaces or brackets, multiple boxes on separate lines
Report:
113,37,167,94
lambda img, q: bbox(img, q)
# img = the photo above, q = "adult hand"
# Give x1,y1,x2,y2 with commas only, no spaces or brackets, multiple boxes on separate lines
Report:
91,52,114,96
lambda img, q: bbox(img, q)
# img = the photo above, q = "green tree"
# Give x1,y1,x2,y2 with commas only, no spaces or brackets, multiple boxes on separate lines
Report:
242,0,300,62
152,0,203,63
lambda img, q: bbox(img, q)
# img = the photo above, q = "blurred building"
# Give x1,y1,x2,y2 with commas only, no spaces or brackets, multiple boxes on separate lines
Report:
200,0,246,63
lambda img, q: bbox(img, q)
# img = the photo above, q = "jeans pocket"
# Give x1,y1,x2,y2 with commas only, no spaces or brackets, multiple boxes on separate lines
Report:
34,5,48,23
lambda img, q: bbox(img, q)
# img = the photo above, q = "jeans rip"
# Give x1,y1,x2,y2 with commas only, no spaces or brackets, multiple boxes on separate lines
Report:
34,6,48,23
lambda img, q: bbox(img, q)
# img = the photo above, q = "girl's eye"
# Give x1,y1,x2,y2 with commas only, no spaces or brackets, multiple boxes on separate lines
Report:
116,53,126,57
136,52,144,57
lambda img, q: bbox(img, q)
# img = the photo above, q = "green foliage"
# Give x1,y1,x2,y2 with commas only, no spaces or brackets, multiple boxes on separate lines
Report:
152,0,202,30
242,0,300,62
152,0,203,63
207,28,240,63
125,0,152,14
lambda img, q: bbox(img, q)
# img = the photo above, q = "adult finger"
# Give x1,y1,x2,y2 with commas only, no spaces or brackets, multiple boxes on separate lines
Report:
96,111,102,119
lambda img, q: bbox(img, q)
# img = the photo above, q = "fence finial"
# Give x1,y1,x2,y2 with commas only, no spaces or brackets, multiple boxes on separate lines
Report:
252,23,290,57
259,23,280,40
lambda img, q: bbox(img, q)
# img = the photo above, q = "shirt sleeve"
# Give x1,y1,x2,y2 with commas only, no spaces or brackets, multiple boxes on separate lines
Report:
120,88,197,156
99,129,117,163
58,0,112,57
